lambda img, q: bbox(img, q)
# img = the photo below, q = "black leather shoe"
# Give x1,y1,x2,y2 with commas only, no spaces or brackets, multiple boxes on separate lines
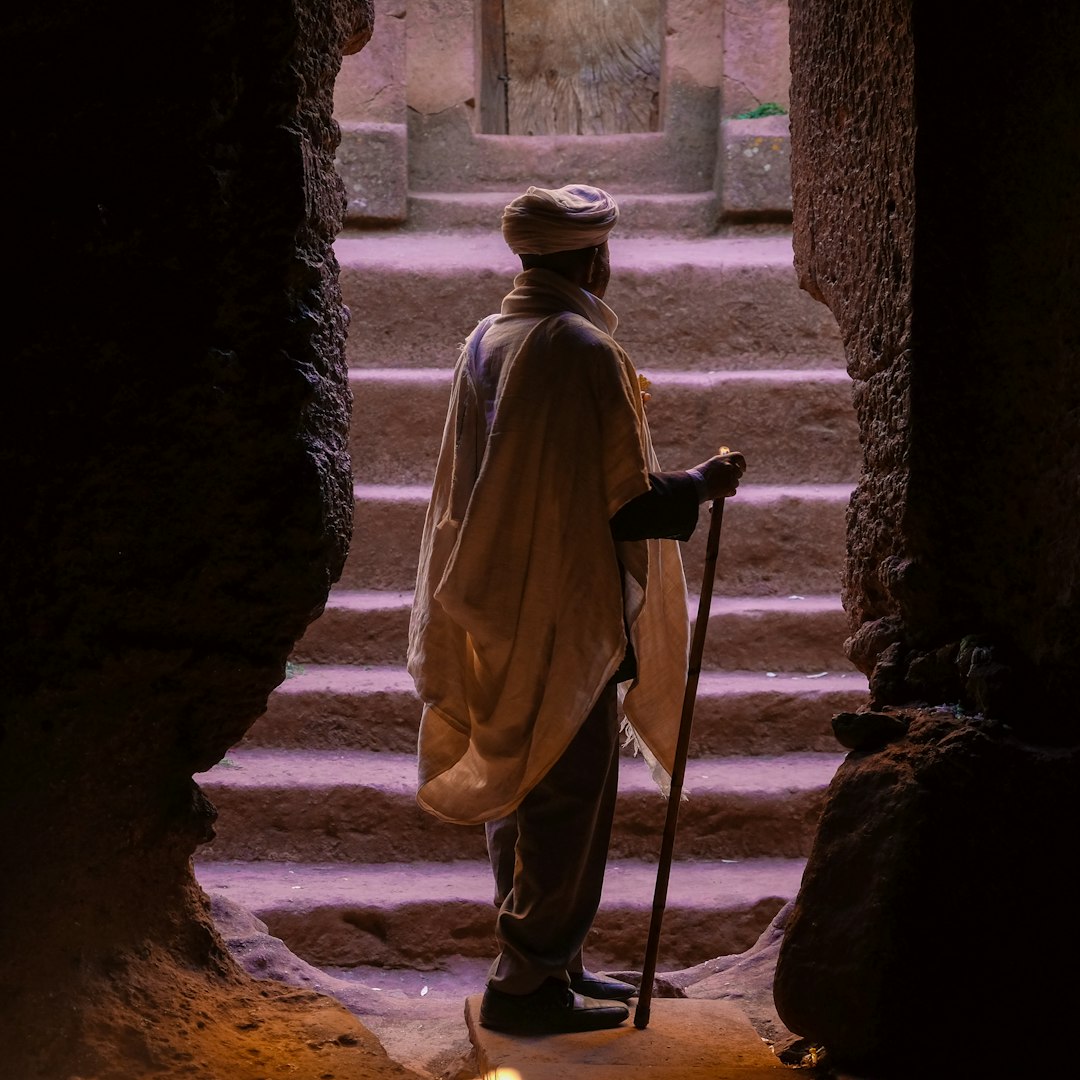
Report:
569,970,637,1001
479,978,629,1035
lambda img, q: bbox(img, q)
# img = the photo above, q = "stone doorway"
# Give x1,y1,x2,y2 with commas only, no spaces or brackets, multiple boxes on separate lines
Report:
193,0,857,1062
334,0,793,229
195,0,862,1028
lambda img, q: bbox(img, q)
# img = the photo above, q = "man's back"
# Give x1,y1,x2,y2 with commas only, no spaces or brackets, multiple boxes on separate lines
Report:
408,183,744,1035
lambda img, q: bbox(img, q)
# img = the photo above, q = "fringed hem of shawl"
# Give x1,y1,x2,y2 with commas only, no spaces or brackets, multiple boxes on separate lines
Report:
617,710,685,803
617,678,682,807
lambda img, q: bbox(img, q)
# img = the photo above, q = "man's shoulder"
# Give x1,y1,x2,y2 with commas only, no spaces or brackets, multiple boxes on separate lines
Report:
542,310,616,352
523,312,630,397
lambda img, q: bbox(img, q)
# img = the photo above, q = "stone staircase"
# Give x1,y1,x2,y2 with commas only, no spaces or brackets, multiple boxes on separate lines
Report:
194,205,867,981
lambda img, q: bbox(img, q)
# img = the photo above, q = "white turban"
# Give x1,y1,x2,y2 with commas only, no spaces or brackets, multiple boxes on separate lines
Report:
502,184,619,255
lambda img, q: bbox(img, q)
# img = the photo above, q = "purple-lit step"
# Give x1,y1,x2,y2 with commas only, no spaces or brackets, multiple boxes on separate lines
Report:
292,590,852,673
337,231,843,371
194,856,806,972
404,190,721,237
245,665,864,757
195,748,844,866
345,483,852,595
349,367,859,487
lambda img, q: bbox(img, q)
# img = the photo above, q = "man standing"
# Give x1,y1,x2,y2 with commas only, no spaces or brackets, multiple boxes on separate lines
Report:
408,185,745,1034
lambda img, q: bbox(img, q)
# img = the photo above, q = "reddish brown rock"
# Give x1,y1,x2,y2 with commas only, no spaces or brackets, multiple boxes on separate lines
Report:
790,0,1079,729
776,1,1080,1073
0,2,387,1077
775,709,1080,1074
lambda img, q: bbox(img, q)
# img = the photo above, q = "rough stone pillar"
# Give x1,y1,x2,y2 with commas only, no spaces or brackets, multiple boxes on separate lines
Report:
774,2,1080,1073
0,3,398,1078
791,0,1079,729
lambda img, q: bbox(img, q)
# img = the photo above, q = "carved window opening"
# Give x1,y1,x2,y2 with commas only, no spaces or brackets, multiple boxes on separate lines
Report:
479,0,663,135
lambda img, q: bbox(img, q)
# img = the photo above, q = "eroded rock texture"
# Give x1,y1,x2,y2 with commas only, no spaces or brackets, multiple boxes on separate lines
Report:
0,2,387,1077
776,709,1080,1074
792,0,1079,730
779,2,1080,1073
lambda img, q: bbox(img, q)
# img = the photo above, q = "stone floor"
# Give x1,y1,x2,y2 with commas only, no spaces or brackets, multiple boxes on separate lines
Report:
210,895,851,1080
316,961,795,1080
465,995,787,1079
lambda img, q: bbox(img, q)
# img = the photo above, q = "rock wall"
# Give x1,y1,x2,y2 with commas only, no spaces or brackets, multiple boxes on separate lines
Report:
898,4,1080,723
790,0,1080,732
776,1,1080,1072
777,706,1079,1074
0,3,398,1077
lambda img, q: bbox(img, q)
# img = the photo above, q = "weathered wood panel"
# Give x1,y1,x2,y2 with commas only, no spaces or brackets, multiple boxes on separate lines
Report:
479,0,509,133
504,0,662,135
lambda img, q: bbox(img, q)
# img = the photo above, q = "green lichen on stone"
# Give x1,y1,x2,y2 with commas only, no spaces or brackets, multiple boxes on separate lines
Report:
732,102,788,119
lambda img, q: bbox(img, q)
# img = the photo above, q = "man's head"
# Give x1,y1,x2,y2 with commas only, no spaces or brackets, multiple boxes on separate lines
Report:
517,243,611,298
502,185,618,297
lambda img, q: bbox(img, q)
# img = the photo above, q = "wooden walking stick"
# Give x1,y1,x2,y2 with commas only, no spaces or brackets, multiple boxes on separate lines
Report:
633,488,728,1030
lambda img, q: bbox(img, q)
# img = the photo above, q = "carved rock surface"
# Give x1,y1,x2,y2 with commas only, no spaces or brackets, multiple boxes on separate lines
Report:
792,0,1080,731
774,709,1080,1074
783,3,1080,1073
0,1,379,1076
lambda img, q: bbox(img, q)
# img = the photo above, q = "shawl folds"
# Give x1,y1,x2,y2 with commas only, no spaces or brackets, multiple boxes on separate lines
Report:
408,268,689,825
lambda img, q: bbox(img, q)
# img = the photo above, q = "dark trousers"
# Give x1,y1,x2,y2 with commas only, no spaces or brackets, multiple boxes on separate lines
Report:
484,680,621,994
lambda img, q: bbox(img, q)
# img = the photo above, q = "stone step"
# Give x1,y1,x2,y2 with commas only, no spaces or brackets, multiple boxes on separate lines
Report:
293,590,852,673
337,231,843,370
194,856,806,973
406,117,718,197
350,367,859,486
403,190,722,237
345,482,853,594
195,748,844,866
467,996,787,1079
246,666,863,757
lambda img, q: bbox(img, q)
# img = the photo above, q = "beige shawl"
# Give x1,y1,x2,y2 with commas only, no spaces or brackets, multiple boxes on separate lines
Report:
408,268,689,825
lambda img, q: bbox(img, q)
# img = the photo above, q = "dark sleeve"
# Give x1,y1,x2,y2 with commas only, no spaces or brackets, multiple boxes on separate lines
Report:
610,470,700,542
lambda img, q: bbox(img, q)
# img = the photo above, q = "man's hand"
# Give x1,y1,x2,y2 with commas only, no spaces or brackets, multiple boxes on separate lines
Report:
691,450,746,501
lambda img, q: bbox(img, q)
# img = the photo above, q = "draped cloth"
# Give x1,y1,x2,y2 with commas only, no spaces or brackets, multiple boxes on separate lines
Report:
501,185,619,255
408,268,689,826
